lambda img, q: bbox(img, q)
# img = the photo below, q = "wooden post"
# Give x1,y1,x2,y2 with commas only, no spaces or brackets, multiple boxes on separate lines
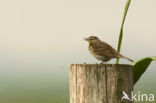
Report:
69,64,133,103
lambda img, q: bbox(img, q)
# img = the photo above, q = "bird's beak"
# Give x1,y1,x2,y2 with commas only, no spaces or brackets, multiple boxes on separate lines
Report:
84,38,88,41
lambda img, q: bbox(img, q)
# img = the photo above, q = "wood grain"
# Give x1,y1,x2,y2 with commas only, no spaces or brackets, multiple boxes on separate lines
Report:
69,64,133,103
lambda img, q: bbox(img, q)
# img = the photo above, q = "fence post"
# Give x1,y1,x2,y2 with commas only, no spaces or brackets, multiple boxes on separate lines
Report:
69,64,133,103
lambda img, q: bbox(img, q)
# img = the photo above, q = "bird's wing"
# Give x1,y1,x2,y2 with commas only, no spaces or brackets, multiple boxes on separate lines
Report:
93,42,119,58
94,48,114,57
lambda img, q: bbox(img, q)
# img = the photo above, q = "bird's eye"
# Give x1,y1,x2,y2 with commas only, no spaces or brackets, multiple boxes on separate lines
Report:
90,38,94,40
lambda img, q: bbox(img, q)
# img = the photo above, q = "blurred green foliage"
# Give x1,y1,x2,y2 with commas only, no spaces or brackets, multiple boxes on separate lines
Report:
132,56,156,84
116,0,156,85
116,0,131,64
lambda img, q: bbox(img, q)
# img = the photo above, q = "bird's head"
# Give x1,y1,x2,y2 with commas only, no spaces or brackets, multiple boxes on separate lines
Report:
84,36,100,44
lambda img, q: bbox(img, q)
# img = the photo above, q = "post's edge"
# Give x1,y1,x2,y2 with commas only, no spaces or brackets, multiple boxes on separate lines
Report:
69,64,133,67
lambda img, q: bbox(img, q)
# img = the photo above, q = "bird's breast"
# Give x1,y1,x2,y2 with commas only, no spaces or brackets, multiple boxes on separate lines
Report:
88,45,110,62
88,46,101,59
88,46,94,54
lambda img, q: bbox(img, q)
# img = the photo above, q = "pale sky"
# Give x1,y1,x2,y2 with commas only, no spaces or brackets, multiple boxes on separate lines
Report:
0,0,156,71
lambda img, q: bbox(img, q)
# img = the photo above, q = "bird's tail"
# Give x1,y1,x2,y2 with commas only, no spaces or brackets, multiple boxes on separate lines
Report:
119,55,134,62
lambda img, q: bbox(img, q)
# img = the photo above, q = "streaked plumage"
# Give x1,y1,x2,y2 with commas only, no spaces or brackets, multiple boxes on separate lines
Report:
84,36,133,62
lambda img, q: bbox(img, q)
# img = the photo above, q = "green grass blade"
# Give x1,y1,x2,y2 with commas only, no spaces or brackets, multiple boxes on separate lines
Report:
116,0,131,64
131,56,156,85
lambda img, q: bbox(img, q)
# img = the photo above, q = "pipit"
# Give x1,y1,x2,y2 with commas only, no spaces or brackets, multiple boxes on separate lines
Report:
84,36,133,63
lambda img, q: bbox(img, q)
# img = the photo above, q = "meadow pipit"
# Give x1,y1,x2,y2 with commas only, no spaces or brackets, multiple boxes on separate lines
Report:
84,36,133,63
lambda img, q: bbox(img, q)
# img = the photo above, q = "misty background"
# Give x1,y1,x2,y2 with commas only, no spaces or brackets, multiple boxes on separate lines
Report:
0,0,156,103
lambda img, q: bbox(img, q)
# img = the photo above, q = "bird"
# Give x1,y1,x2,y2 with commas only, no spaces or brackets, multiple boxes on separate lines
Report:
84,36,133,63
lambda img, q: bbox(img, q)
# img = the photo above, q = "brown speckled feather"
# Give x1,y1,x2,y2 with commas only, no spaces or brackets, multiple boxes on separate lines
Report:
85,36,133,62
90,41,119,58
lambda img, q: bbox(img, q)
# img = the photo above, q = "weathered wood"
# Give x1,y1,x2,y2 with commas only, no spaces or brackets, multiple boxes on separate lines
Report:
69,64,133,103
